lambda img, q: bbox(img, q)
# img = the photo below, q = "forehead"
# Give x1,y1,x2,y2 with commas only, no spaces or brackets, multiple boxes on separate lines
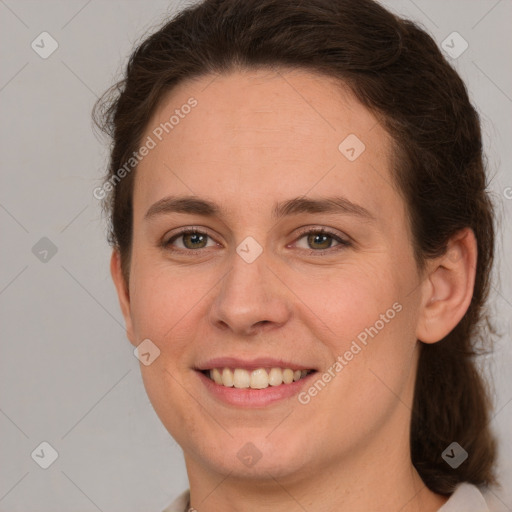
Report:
134,68,397,221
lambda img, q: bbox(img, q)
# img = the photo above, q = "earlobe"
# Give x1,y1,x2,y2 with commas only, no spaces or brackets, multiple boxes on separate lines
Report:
416,228,477,344
110,250,136,344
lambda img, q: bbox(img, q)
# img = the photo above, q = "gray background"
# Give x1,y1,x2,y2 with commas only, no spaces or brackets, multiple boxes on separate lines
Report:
0,0,511,510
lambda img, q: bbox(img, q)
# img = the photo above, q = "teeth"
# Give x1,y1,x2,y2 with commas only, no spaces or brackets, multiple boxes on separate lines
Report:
207,367,312,389
268,368,283,386
233,368,251,388
250,368,269,389
282,368,294,384
211,368,223,385
221,368,234,387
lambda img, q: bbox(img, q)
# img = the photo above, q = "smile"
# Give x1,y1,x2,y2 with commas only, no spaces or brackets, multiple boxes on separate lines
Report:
203,367,314,389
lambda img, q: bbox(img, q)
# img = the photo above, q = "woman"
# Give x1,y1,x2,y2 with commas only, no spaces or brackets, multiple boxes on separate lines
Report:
93,0,499,510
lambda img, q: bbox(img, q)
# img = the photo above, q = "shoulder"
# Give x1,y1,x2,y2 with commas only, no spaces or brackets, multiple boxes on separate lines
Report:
161,489,190,512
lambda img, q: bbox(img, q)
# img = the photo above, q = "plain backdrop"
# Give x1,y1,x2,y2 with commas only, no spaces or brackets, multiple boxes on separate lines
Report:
0,0,511,510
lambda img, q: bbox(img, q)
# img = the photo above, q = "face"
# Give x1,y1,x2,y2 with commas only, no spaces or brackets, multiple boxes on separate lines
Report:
115,68,426,481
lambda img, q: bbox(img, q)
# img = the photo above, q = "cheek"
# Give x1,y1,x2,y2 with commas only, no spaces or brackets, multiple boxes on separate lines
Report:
294,256,419,395
138,363,211,452
293,259,405,346
292,270,418,451
128,251,201,346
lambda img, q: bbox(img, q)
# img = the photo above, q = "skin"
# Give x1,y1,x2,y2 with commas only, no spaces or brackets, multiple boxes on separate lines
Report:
111,68,477,512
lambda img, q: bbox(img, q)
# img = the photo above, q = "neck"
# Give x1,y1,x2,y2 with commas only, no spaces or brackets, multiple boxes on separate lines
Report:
184,430,448,512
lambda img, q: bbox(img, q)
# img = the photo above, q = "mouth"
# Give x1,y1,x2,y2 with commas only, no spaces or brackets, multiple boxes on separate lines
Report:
194,357,319,407
200,367,316,390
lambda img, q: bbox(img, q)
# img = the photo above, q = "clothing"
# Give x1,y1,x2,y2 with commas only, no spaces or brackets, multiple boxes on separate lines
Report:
438,483,490,512
162,482,491,512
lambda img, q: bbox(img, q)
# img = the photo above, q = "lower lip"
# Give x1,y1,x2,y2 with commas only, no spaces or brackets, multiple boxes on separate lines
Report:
196,370,316,407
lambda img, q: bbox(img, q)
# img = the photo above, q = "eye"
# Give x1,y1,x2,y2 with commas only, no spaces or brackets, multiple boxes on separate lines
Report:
293,227,351,254
161,226,351,255
163,228,217,252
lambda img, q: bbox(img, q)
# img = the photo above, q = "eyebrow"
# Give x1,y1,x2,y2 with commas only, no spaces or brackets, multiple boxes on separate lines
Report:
144,195,375,222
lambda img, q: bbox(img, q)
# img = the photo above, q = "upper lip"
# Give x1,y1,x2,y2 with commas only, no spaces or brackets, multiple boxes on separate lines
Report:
195,357,316,372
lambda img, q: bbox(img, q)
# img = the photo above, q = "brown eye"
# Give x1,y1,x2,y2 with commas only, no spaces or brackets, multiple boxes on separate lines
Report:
164,229,216,251
181,232,208,249
306,232,335,250
294,228,351,253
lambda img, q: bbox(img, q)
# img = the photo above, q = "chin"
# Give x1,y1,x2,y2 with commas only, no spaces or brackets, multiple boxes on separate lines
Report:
189,431,315,480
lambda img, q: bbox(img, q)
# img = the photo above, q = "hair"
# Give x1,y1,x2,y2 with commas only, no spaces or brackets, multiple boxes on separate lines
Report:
93,0,497,495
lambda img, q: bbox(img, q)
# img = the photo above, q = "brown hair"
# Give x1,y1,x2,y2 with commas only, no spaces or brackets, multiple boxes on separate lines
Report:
93,0,497,494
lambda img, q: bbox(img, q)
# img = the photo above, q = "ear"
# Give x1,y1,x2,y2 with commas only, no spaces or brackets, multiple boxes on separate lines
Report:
416,228,477,344
110,249,136,345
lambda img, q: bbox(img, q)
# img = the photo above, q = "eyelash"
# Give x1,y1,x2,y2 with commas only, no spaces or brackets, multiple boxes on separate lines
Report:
161,226,352,256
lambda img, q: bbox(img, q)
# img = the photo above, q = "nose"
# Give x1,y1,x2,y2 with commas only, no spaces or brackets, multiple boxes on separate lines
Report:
208,249,292,338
